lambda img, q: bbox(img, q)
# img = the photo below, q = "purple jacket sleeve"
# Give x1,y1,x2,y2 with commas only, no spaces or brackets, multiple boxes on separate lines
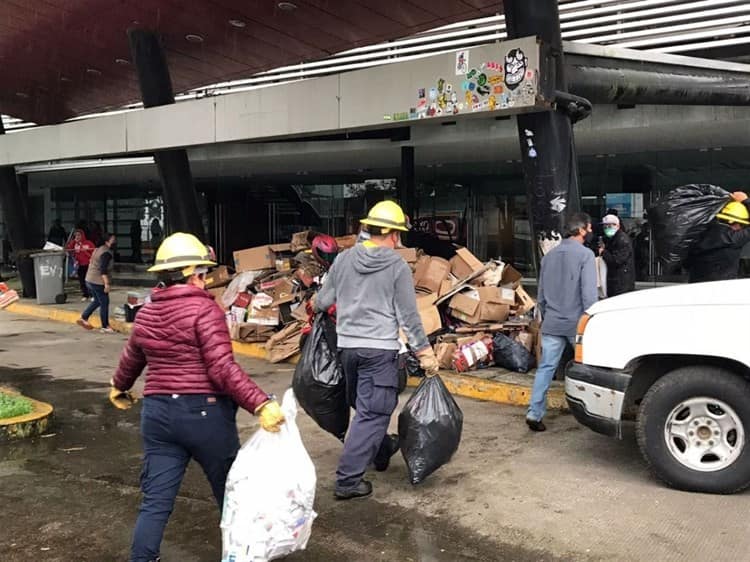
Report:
113,334,147,391
195,302,269,413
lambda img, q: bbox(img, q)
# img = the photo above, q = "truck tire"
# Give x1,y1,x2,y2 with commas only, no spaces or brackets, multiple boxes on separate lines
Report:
636,366,750,494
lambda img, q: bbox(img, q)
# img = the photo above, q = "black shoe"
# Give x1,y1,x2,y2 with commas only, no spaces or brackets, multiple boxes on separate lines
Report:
374,434,400,472
526,418,546,432
334,480,373,500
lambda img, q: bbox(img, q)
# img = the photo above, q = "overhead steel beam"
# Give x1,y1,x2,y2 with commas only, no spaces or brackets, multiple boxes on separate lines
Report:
506,0,584,262
564,41,750,105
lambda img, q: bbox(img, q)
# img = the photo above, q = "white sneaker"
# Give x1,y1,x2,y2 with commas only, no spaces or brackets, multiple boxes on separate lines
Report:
81,297,88,302
100,327,115,334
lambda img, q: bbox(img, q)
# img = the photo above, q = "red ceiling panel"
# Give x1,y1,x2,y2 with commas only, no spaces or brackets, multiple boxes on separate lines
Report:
0,0,503,124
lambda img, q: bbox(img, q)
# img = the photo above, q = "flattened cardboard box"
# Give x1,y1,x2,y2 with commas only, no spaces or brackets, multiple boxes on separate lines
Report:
449,289,481,324
515,286,536,315
246,306,280,326
450,247,484,280
205,265,232,289
419,305,442,335
435,342,457,369
395,247,418,263
476,286,512,322
230,323,275,343
233,244,291,272
500,264,523,289
414,257,451,294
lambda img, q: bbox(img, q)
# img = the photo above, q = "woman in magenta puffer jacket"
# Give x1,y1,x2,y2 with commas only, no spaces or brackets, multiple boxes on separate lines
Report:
111,233,285,562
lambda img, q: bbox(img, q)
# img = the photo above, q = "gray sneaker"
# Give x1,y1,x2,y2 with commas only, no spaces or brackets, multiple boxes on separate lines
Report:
100,327,115,334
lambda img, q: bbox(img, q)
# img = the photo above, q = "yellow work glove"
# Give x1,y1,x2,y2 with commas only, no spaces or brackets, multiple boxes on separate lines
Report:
417,348,440,377
255,400,286,432
108,386,137,410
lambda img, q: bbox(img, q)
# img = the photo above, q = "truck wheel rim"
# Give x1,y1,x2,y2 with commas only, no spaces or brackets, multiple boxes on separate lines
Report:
664,397,745,473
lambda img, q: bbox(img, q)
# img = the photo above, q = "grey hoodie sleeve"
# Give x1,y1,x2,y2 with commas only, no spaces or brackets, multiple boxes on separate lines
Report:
314,262,336,312
580,252,598,311
393,261,430,352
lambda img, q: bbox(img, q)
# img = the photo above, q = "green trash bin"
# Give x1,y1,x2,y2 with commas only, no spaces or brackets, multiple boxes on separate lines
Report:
31,251,67,305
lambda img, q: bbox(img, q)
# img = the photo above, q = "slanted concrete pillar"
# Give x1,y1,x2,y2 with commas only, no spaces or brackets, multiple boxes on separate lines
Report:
399,146,416,218
128,28,204,238
0,118,33,252
506,0,586,262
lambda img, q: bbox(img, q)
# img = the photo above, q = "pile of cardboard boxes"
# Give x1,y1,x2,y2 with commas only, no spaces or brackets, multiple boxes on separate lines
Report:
207,232,539,372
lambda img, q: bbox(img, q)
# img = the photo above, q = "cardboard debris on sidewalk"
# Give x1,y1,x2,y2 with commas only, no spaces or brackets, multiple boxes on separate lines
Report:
200,232,537,370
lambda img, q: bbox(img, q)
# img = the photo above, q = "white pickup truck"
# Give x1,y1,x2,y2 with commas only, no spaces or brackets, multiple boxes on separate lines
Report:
565,279,750,494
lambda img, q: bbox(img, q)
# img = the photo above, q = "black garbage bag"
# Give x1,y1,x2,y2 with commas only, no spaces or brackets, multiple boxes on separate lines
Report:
492,333,534,373
398,375,463,485
397,350,425,394
647,184,730,266
292,313,349,441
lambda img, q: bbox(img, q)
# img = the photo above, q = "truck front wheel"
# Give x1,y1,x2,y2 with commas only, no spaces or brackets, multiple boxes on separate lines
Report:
636,366,750,494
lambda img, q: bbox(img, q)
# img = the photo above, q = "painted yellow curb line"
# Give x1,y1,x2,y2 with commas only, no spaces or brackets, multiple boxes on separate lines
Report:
3,301,565,409
0,386,54,441
4,301,132,334
407,374,567,410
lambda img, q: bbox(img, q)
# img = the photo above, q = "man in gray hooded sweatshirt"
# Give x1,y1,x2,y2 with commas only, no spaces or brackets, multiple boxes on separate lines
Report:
316,200,440,500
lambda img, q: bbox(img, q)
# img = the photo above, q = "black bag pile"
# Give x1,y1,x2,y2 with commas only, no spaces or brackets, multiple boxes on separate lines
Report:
292,313,349,441
647,184,730,266
398,375,463,485
492,333,534,373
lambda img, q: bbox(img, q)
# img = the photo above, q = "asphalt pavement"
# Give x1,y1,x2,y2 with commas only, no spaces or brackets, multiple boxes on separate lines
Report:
0,312,748,561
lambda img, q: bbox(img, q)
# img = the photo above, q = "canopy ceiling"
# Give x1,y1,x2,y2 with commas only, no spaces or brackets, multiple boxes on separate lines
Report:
0,0,503,125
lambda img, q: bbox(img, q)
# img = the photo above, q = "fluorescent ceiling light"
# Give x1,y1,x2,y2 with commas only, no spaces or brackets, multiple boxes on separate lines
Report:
563,3,750,37
580,14,750,44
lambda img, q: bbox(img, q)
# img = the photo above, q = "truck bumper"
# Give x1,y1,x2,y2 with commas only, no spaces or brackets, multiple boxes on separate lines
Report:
565,362,630,439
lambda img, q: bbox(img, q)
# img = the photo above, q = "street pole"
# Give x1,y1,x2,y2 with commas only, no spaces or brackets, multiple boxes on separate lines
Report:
128,28,205,239
506,0,588,268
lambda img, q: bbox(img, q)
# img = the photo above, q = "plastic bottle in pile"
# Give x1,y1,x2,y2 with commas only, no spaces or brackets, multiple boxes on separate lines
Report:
452,336,494,373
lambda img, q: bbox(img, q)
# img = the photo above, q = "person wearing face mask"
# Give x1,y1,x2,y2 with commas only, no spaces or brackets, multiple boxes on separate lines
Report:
526,212,598,432
598,214,635,297
315,200,439,500
111,233,284,562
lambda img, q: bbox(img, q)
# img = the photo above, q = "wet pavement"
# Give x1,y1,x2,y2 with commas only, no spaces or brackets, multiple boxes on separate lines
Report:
2,313,750,561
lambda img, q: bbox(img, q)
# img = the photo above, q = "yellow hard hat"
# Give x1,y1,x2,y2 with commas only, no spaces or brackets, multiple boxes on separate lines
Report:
360,200,409,232
716,201,750,226
148,232,217,273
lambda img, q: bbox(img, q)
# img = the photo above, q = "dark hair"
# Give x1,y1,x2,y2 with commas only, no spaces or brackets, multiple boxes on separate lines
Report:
104,232,116,243
564,212,592,238
362,224,395,237
157,270,188,287
605,208,619,217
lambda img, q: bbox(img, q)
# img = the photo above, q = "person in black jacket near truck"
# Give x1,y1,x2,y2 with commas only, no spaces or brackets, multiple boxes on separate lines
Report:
598,214,635,297
684,191,750,283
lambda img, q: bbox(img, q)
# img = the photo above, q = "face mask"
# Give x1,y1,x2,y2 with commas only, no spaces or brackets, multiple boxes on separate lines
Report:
604,227,617,238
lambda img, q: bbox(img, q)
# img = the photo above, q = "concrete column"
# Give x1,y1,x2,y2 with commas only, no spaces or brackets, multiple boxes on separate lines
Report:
506,0,583,261
128,28,204,238
0,118,33,252
399,146,416,218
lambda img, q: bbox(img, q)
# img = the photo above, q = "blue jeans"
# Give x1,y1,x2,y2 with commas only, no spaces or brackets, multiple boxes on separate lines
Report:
336,348,399,489
527,335,574,422
81,282,109,328
130,395,240,562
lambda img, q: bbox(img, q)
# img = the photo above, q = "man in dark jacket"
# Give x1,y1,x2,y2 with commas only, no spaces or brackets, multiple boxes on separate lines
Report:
112,232,284,562
598,214,635,297
316,200,439,500
684,192,750,283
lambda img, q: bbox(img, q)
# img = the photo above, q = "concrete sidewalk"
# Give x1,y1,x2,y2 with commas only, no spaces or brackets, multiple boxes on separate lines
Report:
1,280,566,411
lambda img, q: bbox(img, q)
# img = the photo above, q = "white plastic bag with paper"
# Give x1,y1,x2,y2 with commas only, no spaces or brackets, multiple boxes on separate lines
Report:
221,389,317,562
